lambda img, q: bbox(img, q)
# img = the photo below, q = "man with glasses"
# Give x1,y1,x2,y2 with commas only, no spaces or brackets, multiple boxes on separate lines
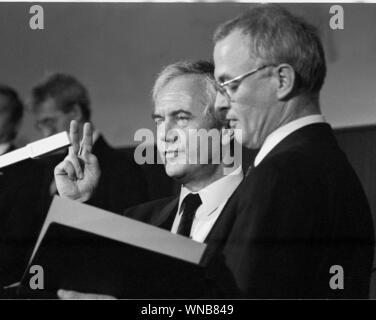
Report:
211,5,374,298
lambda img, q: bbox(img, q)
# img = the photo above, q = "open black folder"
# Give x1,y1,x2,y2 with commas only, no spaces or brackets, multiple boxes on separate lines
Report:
17,196,207,299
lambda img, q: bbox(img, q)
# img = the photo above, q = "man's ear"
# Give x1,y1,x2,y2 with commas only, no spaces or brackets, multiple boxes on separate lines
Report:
70,103,84,122
275,64,295,100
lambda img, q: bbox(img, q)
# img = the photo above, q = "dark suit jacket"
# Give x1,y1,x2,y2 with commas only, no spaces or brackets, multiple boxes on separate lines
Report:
124,123,375,299
0,136,149,293
0,146,49,290
88,135,149,213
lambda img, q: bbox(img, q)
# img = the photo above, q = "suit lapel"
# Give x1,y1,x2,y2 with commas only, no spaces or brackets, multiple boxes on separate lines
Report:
150,197,179,230
262,123,335,163
200,124,337,266
92,135,110,157
200,188,240,264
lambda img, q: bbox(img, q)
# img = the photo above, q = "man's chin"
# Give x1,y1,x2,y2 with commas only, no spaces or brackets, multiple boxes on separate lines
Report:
164,163,186,180
236,131,258,150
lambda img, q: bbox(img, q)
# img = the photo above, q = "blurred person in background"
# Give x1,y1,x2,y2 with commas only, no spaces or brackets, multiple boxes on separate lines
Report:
31,73,149,214
0,85,48,294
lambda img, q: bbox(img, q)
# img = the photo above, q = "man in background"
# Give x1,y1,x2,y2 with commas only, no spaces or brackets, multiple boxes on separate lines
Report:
0,85,47,293
31,73,148,214
0,86,23,154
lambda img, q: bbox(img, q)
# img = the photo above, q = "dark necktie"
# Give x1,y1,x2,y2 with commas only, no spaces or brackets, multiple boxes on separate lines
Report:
177,193,202,237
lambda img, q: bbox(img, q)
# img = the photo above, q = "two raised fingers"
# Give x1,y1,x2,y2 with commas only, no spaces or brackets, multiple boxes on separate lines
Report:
81,122,93,157
61,120,94,179
68,120,93,157
68,120,80,156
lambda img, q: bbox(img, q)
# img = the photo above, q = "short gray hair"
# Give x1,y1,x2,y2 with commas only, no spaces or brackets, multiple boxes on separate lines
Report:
152,60,220,127
214,4,326,96
31,73,91,121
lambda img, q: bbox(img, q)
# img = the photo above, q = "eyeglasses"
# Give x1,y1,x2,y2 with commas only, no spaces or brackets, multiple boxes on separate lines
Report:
215,65,274,98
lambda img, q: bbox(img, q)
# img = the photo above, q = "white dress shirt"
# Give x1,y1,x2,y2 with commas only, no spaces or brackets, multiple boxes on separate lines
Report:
254,114,326,167
171,166,243,243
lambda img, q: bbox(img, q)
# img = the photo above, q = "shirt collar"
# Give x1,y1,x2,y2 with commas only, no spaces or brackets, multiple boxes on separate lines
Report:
178,166,243,218
0,142,12,156
254,114,326,167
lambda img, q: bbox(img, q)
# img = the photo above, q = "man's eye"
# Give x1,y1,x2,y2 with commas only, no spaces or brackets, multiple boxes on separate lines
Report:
227,82,239,92
176,115,189,124
153,117,164,125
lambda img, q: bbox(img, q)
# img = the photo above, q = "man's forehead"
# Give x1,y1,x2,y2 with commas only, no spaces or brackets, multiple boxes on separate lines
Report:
213,30,255,79
157,91,193,104
154,76,205,113
36,98,60,115
155,91,193,112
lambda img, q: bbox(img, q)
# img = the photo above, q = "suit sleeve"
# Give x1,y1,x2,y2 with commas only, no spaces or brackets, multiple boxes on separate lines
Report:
106,153,149,213
87,152,149,214
220,157,339,298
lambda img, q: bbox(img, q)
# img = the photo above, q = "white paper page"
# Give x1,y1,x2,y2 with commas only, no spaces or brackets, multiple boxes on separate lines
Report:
0,132,70,169
31,196,206,265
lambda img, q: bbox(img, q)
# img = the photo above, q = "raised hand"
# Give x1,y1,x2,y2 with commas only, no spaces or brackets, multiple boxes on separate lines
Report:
54,120,100,202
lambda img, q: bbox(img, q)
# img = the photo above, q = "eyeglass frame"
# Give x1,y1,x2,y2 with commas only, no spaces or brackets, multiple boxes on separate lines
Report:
215,64,275,98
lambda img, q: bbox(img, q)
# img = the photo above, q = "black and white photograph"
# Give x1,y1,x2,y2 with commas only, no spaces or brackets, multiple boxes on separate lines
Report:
0,0,375,305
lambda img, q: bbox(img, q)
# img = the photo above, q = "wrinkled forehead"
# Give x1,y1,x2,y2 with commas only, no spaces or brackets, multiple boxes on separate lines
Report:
34,97,61,116
155,92,193,111
154,76,208,115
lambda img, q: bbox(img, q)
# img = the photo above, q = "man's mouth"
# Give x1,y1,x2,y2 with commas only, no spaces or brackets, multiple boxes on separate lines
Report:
165,150,181,160
227,119,238,128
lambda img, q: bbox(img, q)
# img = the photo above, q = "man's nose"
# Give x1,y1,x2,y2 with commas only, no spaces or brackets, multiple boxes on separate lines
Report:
215,92,231,121
41,127,55,138
158,121,178,143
